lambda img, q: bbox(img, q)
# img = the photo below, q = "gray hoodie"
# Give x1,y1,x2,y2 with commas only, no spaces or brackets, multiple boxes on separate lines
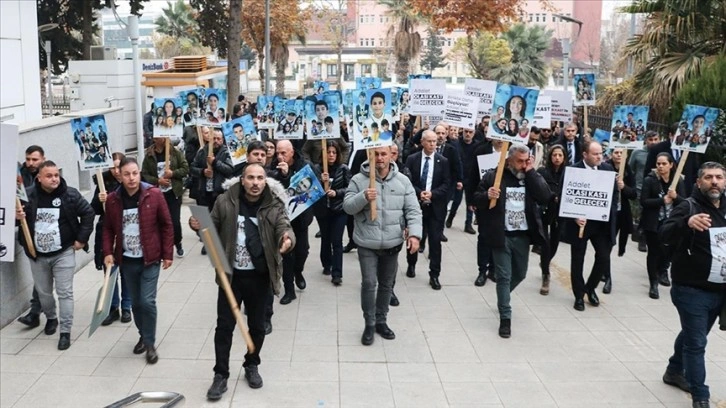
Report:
343,160,422,250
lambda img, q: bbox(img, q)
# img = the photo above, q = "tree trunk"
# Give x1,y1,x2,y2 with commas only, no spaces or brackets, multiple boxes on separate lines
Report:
275,59,285,96
227,0,243,113
337,46,343,89
81,2,94,60
258,53,266,94
395,59,409,84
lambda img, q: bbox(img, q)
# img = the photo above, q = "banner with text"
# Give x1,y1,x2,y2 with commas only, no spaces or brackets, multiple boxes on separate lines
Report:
477,152,501,178
532,95,552,129
542,90,573,123
444,93,479,130
559,166,615,222
408,78,447,116
463,78,497,122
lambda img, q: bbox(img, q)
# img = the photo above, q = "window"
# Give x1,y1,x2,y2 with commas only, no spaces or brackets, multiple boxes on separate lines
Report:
360,38,364,46
447,38,452,47
344,63,355,81
361,64,372,75
528,13,533,22
327,64,338,77
360,16,364,23
552,14,556,22
535,13,540,22
380,15,383,23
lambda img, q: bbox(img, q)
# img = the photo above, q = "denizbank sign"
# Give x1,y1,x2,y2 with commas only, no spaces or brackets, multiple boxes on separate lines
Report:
141,60,170,72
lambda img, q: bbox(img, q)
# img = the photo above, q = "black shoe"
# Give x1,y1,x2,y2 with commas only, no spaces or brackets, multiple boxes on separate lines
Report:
146,346,159,364
58,333,71,350
331,276,342,286
474,273,487,287
445,216,453,228
531,245,542,255
375,323,396,340
315,230,321,238
121,309,132,323
343,242,357,253
265,320,272,335
201,247,207,255
649,281,660,299
44,318,58,335
389,292,400,307
429,277,441,290
540,274,550,296
406,265,415,278
487,271,497,283
176,244,185,258
361,325,375,346
441,234,448,242
603,278,612,294
418,246,425,254
498,319,511,338
295,275,306,290
586,290,600,307
322,267,331,276
133,337,146,354
574,298,585,311
464,225,476,234
692,401,710,408
662,369,690,393
245,366,263,389
17,312,40,328
638,241,647,252
280,292,296,305
207,374,228,401
658,273,671,287
101,308,120,326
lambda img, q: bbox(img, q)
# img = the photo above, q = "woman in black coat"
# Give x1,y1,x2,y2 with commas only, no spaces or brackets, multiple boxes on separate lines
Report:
316,141,351,286
607,148,638,258
536,144,566,295
640,152,686,299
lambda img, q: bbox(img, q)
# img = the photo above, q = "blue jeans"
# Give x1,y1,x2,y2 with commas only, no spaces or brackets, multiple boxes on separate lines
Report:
122,257,160,347
667,284,725,401
110,269,132,311
319,211,347,278
492,234,530,319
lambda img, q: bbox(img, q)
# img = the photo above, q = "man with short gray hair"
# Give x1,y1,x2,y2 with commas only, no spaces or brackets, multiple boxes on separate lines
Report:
474,144,551,338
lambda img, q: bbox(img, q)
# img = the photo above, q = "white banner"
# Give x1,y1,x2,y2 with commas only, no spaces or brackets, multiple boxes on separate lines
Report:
1,124,19,262
559,166,615,222
408,78,447,116
463,78,497,122
477,152,501,178
533,96,552,129
443,93,479,130
542,90,573,123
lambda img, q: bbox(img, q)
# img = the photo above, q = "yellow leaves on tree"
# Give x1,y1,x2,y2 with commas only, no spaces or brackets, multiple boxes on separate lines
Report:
240,0,310,56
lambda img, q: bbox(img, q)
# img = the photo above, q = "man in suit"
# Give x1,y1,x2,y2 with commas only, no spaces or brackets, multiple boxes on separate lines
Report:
558,122,582,166
405,130,450,290
527,126,545,169
433,124,463,242
644,123,700,197
564,141,618,312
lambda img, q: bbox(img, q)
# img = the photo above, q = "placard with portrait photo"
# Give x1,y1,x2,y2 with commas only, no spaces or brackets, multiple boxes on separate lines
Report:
609,105,650,149
222,114,259,166
70,114,114,170
487,84,540,145
672,105,722,153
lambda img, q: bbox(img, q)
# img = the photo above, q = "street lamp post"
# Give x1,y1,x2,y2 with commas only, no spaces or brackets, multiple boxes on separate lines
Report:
38,23,58,117
553,14,583,92
264,0,271,97
128,15,144,154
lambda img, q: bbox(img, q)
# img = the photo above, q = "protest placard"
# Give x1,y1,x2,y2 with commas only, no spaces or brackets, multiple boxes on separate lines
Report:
532,95,552,129
487,84,539,144
305,94,341,140
609,105,650,149
672,104,722,154
477,152,501,178
542,89,573,123
463,78,497,122
274,99,305,140
444,93,479,130
285,164,325,221
222,115,258,166
573,73,596,106
153,97,184,138
256,95,277,129
559,166,615,222
0,124,18,262
70,115,114,171
408,78,447,116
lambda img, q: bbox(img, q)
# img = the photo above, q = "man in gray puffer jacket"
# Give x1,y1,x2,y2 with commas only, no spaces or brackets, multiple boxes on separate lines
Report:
344,146,422,346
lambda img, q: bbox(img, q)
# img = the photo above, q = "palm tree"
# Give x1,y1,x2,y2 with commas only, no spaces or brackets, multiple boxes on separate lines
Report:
155,0,198,41
490,24,552,88
620,0,725,110
378,0,426,83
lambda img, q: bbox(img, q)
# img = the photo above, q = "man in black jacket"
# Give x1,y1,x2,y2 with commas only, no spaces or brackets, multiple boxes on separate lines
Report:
475,144,551,338
15,161,95,350
405,130,450,290
268,140,314,304
457,128,479,234
433,124,462,242
564,141,618,312
659,162,726,408
557,123,582,166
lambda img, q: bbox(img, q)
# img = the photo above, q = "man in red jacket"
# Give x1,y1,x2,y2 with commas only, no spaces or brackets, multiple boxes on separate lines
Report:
103,157,173,364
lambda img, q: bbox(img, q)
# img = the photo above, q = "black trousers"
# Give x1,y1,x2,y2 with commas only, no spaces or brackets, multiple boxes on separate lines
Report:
540,219,561,276
645,231,672,282
283,216,310,294
163,191,182,246
615,210,630,255
570,231,612,299
407,208,444,277
214,271,269,378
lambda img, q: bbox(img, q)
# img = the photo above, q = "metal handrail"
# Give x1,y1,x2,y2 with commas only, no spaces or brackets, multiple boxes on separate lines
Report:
104,391,185,408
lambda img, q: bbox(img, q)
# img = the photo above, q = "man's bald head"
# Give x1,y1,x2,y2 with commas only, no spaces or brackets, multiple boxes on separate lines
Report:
276,140,295,165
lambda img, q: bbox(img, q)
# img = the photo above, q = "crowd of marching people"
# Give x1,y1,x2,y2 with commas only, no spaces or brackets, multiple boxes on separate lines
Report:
14,92,725,407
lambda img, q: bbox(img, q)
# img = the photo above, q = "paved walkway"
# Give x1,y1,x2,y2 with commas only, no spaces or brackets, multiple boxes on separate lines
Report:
2,204,725,407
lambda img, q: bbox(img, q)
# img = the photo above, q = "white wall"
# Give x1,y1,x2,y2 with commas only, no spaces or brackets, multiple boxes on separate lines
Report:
68,60,142,152
0,1,42,124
